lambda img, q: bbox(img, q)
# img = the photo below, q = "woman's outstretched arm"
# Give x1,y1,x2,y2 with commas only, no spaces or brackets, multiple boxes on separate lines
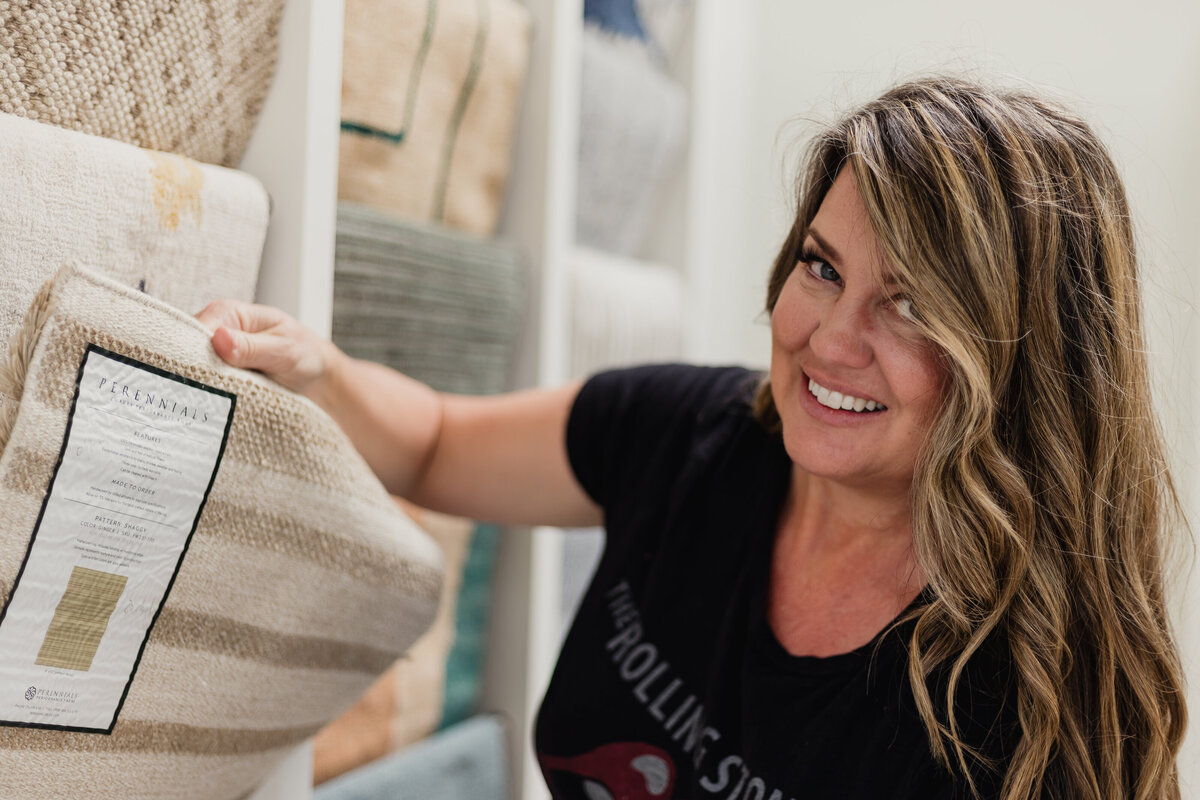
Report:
196,299,601,528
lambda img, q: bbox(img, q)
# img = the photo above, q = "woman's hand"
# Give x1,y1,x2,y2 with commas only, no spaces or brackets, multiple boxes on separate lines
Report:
195,299,339,397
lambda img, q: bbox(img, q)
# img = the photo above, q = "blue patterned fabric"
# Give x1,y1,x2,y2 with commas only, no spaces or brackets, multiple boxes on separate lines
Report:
583,0,647,39
440,523,501,728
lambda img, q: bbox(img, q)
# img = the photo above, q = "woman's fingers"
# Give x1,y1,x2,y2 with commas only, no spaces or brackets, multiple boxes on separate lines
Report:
196,299,330,393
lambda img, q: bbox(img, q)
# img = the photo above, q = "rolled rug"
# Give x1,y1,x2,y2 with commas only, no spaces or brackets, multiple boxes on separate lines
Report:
338,0,532,236
575,24,688,257
0,0,286,167
0,264,443,800
0,112,269,373
332,204,526,396
568,247,684,379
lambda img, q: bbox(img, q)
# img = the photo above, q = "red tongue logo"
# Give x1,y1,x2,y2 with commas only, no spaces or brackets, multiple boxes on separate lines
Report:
542,742,676,800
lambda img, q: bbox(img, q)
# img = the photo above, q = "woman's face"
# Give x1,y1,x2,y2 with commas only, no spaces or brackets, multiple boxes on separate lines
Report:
770,170,945,494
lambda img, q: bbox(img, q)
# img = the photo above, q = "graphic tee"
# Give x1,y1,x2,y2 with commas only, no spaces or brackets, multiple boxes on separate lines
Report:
536,365,1015,800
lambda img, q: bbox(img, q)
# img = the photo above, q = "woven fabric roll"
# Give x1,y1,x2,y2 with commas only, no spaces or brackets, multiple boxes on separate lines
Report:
569,247,684,379
0,0,285,167
332,204,526,396
0,264,443,800
576,24,688,256
0,112,269,374
338,0,532,235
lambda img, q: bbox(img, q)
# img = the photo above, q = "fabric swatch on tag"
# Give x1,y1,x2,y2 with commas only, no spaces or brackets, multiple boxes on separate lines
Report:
36,566,128,672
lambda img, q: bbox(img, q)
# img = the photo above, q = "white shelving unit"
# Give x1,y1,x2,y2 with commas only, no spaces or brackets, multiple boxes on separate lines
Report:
233,2,720,798
483,4,720,800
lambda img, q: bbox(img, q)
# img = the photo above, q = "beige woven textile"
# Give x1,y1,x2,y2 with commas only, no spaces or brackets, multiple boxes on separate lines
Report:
339,0,532,235
0,264,444,800
0,0,286,167
312,500,473,785
0,112,269,375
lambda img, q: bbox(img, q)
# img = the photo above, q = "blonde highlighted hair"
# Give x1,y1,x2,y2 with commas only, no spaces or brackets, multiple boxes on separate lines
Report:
756,77,1187,798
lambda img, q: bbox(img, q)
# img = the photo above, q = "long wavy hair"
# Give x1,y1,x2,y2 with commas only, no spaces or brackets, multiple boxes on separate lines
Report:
754,77,1187,798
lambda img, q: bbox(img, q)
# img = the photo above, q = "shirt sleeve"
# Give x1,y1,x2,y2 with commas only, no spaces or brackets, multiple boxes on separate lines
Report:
565,363,759,510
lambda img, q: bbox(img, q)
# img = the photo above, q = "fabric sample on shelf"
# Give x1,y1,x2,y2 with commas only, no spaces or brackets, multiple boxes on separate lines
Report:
0,264,443,800
314,714,509,800
568,247,684,379
0,0,285,167
0,112,269,380
576,24,688,257
339,0,532,236
440,522,500,729
313,501,474,786
584,0,650,40
332,204,526,396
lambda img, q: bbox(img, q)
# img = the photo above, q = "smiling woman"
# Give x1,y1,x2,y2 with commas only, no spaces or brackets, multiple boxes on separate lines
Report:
197,75,1187,800
755,77,1187,799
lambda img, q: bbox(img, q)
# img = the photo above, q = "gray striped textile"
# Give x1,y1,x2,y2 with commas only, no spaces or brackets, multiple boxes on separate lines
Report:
332,204,526,396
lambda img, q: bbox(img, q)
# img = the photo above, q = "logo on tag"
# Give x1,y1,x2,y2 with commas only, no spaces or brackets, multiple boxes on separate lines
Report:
24,687,36,701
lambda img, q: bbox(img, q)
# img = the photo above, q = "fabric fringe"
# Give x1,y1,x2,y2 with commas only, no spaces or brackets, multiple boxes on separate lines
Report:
0,274,56,450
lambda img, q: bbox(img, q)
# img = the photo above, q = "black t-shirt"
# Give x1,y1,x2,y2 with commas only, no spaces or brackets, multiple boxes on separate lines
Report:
535,364,1015,800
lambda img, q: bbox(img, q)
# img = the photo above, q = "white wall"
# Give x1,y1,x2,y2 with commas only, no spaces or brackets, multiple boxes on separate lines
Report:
703,1,1200,793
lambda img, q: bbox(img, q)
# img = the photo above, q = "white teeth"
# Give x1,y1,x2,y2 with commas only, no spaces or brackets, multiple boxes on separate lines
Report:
806,377,885,413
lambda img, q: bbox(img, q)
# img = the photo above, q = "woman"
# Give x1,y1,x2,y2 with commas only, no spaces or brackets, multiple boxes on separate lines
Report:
198,77,1187,798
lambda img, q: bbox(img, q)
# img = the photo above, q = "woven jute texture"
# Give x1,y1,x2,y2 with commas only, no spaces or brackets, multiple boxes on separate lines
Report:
0,0,286,167
0,264,443,800
0,112,269,377
338,0,531,235
332,204,525,396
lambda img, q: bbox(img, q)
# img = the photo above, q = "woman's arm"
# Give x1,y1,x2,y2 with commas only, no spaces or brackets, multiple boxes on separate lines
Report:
195,299,602,528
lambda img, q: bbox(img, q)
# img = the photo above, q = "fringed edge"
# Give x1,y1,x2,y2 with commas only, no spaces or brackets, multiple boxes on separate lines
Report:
0,275,57,450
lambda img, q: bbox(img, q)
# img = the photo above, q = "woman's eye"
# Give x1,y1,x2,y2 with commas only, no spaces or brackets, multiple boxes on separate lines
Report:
803,257,840,283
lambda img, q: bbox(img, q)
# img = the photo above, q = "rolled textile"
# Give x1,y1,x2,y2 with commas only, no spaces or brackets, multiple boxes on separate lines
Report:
313,501,474,786
338,0,532,236
314,714,509,800
568,247,684,379
332,204,526,396
0,264,443,800
0,0,285,167
0,112,269,373
576,24,688,257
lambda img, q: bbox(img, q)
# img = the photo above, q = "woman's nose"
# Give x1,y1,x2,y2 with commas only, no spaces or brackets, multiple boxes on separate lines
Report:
808,297,873,368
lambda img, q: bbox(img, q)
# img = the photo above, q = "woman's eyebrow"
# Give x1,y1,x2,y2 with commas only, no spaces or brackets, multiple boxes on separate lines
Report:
806,227,842,265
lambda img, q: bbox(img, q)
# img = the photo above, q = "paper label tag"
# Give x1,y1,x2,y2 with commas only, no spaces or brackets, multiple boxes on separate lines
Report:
0,345,235,733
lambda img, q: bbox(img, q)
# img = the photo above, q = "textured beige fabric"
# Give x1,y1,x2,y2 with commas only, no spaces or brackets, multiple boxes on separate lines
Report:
339,0,531,235
0,0,286,167
0,264,443,800
312,500,473,785
0,112,269,375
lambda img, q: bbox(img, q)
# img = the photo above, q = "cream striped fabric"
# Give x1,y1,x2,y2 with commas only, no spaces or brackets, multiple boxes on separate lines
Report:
0,264,443,799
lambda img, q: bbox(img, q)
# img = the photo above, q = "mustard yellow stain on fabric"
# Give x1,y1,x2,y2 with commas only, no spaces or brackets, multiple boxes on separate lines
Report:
148,152,205,231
